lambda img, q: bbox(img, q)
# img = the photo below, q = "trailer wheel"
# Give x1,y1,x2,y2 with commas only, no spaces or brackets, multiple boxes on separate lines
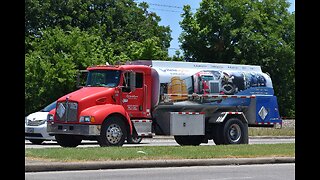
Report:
214,118,248,145
174,135,203,146
97,116,127,147
55,134,82,147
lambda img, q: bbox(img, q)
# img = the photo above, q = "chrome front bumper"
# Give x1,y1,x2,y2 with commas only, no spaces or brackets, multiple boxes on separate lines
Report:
47,122,101,136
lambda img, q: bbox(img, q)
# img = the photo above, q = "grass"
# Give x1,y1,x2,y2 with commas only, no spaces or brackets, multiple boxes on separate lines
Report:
25,143,295,162
249,127,295,136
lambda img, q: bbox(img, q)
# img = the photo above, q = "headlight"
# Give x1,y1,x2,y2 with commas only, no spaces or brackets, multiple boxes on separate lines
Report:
79,116,95,123
47,114,54,121
26,119,46,126
38,120,46,125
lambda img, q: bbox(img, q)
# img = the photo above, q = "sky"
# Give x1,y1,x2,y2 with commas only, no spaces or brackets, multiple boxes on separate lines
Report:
134,0,295,57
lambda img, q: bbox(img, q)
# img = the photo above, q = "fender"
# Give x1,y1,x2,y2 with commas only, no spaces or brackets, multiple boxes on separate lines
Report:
49,108,56,116
80,104,132,134
48,109,56,120
211,112,248,124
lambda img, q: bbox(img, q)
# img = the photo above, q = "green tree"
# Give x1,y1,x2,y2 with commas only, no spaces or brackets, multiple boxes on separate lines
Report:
179,0,295,117
25,0,172,54
25,27,112,115
170,50,184,61
127,37,169,60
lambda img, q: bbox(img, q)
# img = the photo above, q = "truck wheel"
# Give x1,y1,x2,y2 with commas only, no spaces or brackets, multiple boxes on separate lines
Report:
214,118,248,145
97,116,127,147
55,134,82,147
127,136,143,144
29,139,44,145
212,124,224,145
174,135,203,146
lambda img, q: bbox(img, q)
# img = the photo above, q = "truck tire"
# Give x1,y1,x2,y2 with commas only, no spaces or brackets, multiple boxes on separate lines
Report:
212,124,224,145
127,136,143,144
55,134,82,147
214,118,248,145
97,116,127,147
174,135,203,146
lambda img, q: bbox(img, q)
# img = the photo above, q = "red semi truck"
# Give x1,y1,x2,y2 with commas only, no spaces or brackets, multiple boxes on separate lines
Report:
47,60,282,147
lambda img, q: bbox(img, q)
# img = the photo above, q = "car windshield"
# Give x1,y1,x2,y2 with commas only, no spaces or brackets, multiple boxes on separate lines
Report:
41,101,57,112
86,70,121,87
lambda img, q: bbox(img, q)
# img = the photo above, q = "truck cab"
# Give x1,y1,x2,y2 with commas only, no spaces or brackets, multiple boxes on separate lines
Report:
47,65,153,147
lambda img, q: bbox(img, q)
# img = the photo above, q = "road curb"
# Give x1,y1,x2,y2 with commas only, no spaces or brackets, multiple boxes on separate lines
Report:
25,157,295,172
152,136,295,140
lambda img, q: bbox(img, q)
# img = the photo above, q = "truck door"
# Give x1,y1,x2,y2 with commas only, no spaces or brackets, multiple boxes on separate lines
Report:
121,71,146,118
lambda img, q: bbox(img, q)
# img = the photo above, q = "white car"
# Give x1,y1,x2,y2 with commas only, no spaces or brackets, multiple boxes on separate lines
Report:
25,101,56,144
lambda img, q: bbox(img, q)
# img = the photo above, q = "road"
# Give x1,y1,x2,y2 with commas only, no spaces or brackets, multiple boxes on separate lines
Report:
25,163,295,180
25,137,295,149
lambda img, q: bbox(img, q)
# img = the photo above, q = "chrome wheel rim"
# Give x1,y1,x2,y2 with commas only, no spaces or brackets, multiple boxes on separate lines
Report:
228,124,241,143
106,124,123,144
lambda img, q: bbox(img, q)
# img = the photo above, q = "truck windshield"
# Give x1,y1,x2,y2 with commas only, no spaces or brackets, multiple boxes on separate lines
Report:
86,70,121,87
201,75,214,81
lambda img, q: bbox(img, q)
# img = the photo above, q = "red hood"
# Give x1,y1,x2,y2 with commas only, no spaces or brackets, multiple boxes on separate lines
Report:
58,87,115,104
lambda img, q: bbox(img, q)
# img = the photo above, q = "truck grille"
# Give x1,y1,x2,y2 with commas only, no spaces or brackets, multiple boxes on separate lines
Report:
56,101,78,122
210,81,220,93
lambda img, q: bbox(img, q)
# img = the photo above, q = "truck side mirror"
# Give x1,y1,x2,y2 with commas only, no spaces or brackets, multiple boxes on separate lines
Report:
130,72,136,92
77,70,88,88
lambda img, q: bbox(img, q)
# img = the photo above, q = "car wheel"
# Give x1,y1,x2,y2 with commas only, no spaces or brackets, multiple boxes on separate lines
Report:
29,139,44,145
